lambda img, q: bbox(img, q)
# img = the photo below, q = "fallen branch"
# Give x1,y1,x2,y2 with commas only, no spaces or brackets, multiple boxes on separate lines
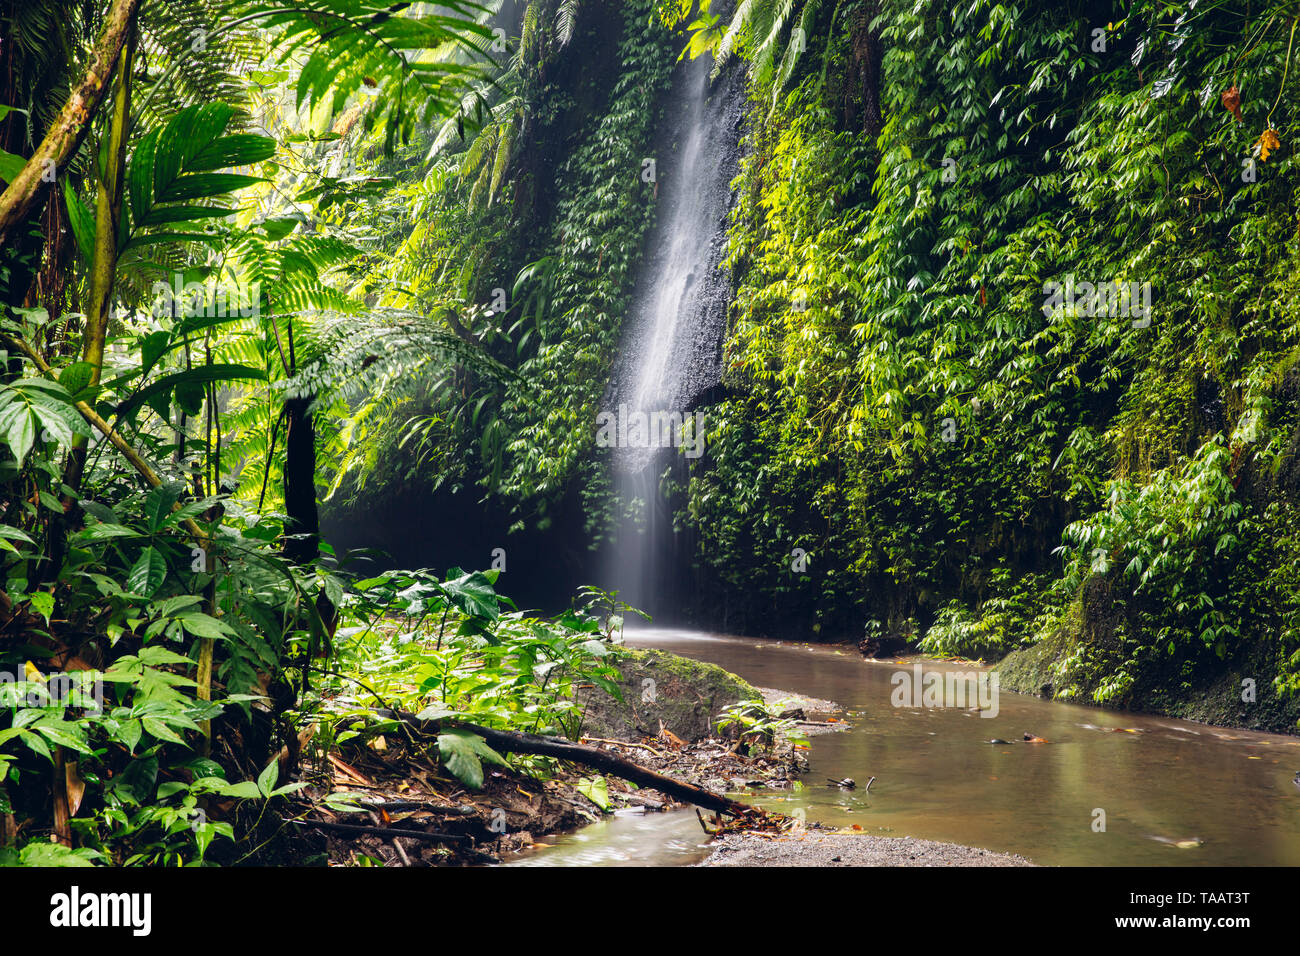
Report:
696,808,719,835
581,736,665,756
348,799,473,815
376,709,750,816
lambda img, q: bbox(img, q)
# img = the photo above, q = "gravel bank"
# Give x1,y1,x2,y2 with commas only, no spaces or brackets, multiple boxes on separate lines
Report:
699,830,1036,867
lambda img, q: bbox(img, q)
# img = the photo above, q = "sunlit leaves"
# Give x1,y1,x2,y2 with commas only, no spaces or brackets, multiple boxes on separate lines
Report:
123,103,274,254
434,729,508,789
244,0,496,154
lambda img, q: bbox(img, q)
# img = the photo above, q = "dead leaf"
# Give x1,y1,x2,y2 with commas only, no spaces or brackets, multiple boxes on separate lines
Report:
65,761,85,816
1222,84,1243,122
327,753,373,785
658,721,687,748
1258,127,1281,162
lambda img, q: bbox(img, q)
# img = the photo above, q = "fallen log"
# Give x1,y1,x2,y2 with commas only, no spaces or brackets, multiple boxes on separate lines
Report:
375,709,750,816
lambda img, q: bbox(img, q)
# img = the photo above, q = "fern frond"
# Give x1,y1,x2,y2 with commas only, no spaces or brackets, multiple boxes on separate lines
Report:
232,0,498,153
555,0,581,47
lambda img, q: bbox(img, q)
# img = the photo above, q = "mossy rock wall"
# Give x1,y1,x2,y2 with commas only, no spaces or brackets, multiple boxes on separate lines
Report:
998,625,1300,735
577,648,759,742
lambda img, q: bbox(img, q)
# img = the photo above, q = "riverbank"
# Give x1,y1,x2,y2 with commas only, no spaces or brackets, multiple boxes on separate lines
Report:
276,648,833,865
995,630,1300,736
699,829,1035,867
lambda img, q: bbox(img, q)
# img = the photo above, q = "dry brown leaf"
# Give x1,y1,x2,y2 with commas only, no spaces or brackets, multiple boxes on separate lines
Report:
658,722,687,748
65,761,85,817
1222,84,1243,122
327,753,373,785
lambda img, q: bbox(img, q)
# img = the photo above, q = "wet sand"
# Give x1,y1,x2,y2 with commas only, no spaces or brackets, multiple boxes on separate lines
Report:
699,830,1035,866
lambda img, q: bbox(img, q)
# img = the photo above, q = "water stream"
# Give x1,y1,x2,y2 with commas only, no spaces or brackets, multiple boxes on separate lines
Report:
507,628,1300,867
600,52,743,617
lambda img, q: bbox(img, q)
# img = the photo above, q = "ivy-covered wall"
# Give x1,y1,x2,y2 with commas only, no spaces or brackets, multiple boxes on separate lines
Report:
683,0,1300,728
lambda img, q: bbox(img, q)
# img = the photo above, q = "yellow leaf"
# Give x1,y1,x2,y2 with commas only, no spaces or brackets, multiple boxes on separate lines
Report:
1258,128,1281,162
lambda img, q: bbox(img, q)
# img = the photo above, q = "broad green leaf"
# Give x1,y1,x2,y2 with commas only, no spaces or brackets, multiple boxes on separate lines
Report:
76,523,138,540
114,718,143,753
257,758,279,797
436,730,508,790
575,775,610,811
176,612,233,640
140,717,187,745
441,570,499,621
127,547,167,597
115,364,265,421
17,844,102,867
33,718,93,754
0,148,26,185
143,481,184,532
219,781,263,799
26,591,53,624
1,405,35,465
0,525,35,545
63,180,95,265
56,361,96,398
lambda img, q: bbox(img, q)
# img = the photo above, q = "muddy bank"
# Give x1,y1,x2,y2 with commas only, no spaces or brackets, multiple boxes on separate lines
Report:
699,829,1036,867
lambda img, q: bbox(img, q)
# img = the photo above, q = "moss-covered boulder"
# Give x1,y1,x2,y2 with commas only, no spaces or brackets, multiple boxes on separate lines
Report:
576,648,759,742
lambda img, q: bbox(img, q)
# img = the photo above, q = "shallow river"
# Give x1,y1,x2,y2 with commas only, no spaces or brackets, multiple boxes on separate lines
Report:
506,628,1300,866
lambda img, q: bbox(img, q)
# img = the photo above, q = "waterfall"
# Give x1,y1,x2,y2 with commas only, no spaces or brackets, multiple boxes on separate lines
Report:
601,53,744,617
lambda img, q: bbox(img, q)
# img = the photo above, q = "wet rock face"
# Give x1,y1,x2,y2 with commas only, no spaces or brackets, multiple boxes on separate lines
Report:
1195,376,1226,436
576,648,758,743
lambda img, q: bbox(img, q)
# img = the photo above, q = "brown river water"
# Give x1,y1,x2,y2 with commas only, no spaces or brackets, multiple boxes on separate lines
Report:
505,627,1300,866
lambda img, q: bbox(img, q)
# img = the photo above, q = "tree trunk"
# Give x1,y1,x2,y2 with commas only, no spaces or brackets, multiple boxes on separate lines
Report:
281,394,320,565
0,0,141,247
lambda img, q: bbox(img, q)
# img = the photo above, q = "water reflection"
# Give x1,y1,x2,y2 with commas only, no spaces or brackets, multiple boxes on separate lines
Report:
503,807,712,867
624,628,1300,867
504,628,1300,866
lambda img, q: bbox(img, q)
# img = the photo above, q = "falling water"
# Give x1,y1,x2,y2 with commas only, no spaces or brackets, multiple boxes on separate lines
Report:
602,54,744,616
